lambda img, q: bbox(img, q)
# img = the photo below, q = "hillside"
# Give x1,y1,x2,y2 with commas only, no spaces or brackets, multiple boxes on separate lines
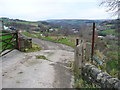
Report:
0,18,108,30
46,19,106,30
0,18,50,32
0,17,117,36
46,19,105,24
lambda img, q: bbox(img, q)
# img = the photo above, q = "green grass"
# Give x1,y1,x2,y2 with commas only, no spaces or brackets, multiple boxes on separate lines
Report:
105,24,114,27
100,29,116,35
22,32,38,38
74,78,96,88
0,33,14,50
42,36,75,48
16,21,38,25
6,21,39,26
57,38,75,48
36,55,48,60
23,43,41,53
42,37,55,42
107,51,118,56
106,60,118,78
106,50,118,61
107,60,118,70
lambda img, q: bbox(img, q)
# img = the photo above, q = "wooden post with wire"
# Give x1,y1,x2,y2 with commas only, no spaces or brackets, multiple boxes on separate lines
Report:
91,22,95,62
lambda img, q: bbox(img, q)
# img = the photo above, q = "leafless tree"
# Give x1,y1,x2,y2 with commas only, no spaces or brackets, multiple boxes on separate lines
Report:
100,0,120,16
78,24,91,42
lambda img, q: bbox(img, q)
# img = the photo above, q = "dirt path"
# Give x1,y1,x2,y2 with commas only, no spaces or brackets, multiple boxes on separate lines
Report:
2,38,74,88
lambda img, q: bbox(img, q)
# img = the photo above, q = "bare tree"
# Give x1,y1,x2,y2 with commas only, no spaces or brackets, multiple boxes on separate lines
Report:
100,0,120,16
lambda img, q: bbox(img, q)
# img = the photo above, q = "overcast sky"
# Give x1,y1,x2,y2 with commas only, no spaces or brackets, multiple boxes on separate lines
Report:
0,0,116,21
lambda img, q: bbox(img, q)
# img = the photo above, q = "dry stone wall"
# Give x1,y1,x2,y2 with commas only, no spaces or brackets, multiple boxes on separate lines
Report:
82,63,120,89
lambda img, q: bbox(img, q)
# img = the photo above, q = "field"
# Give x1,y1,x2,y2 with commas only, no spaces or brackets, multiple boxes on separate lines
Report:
100,29,116,35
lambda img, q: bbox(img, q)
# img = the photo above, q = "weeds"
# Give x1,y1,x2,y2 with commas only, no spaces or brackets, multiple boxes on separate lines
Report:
74,77,96,89
36,55,48,60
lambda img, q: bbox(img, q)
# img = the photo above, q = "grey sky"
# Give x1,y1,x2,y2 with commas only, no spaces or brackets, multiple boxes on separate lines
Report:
0,0,116,21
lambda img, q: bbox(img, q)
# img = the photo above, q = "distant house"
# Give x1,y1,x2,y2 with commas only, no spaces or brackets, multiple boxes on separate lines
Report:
72,29,79,33
49,28,54,31
72,29,76,31
97,36,105,40
74,31,78,33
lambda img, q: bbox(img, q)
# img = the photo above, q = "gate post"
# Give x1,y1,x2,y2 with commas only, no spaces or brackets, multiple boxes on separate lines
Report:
16,30,19,50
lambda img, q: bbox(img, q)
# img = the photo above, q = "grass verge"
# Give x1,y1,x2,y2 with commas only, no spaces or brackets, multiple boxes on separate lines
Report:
42,36,75,48
22,32,38,38
74,77,96,89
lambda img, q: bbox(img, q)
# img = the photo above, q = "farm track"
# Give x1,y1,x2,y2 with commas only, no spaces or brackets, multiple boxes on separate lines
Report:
2,38,74,88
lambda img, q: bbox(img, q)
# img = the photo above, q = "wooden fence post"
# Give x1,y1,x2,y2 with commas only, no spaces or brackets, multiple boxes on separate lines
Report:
76,39,79,46
74,40,83,77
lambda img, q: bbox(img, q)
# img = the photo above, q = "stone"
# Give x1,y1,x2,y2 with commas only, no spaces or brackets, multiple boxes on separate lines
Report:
97,73,103,81
91,68,101,78
114,81,120,89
